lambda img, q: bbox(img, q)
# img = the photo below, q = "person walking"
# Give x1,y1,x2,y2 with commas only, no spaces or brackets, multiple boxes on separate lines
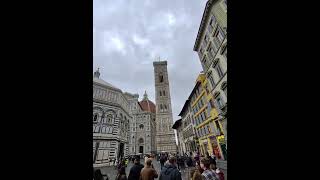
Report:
200,158,219,180
159,155,182,180
194,151,200,166
140,159,158,180
116,165,127,180
144,155,149,166
207,153,216,170
160,154,166,170
93,169,104,180
186,152,194,167
128,156,144,180
190,167,203,180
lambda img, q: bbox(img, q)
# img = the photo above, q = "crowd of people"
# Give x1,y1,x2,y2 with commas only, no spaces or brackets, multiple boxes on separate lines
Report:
93,151,225,180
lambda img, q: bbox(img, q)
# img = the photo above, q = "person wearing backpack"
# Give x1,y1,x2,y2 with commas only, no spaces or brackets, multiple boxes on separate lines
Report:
160,154,166,170
159,156,182,180
200,158,219,180
186,152,194,167
128,156,144,180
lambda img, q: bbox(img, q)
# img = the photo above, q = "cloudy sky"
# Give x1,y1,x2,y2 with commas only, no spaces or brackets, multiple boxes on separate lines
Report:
93,0,206,121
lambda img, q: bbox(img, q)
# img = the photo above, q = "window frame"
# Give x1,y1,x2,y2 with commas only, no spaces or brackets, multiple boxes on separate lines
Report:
93,114,98,122
221,82,227,97
207,71,216,89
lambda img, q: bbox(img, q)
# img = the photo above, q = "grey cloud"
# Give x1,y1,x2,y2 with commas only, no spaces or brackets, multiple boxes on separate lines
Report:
94,0,207,121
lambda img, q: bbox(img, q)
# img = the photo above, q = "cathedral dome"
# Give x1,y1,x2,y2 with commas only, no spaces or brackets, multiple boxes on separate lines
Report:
139,91,156,113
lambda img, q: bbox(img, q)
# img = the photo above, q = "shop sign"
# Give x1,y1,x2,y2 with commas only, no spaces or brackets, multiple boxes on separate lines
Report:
217,136,225,143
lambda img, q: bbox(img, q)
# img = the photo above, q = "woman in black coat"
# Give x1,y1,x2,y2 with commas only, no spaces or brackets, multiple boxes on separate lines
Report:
93,169,104,180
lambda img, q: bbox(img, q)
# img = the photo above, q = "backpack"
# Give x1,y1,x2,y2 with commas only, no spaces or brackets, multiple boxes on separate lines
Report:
160,156,165,164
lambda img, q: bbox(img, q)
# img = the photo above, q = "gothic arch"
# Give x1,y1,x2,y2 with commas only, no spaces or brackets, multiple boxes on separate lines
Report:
138,137,144,144
93,106,104,122
93,106,104,115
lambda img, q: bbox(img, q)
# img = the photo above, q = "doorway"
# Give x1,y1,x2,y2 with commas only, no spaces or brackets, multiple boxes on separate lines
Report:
220,143,227,160
139,146,144,154
118,143,124,160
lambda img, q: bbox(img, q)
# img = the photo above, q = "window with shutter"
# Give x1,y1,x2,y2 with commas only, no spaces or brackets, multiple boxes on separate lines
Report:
217,29,224,43
215,61,224,79
221,82,227,96
202,56,208,71
209,73,216,88
207,44,214,60
209,16,216,32
204,35,209,47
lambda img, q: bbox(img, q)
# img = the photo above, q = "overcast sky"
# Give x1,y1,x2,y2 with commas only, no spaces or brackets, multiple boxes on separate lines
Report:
93,0,206,121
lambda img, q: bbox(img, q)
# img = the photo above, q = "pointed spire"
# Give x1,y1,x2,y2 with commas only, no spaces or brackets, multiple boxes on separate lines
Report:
94,67,100,78
143,90,148,100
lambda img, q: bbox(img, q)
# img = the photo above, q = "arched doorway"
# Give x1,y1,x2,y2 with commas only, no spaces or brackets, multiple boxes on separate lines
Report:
139,146,144,154
138,138,144,154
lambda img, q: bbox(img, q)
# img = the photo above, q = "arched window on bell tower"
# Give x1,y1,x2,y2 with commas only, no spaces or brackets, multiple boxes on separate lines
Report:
159,73,164,83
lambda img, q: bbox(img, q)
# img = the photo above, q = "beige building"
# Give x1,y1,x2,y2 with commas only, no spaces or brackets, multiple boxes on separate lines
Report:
172,119,184,155
178,99,198,155
193,0,227,150
153,61,176,153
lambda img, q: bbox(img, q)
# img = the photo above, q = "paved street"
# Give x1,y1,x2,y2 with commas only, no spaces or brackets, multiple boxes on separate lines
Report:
98,158,226,180
99,159,190,180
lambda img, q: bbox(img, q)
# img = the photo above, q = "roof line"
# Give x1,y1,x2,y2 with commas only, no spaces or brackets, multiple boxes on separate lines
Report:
178,99,191,116
193,0,214,51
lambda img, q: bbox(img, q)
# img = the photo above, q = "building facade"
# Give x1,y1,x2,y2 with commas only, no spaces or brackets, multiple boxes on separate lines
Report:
193,0,227,159
93,69,130,167
188,73,226,160
153,61,176,153
93,69,157,167
172,119,184,155
178,99,198,155
125,91,157,155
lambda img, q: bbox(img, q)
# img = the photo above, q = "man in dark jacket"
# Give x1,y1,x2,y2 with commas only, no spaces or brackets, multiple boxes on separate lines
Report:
159,155,182,180
128,156,144,180
160,154,166,170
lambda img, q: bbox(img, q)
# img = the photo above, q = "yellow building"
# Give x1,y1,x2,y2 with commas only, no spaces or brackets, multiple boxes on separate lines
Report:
192,0,227,161
189,73,226,160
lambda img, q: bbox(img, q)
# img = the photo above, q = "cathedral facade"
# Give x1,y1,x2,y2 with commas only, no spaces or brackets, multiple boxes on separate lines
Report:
125,91,157,155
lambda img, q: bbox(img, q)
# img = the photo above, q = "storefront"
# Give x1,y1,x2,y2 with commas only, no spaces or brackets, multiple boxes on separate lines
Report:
217,135,227,160
208,135,222,159
199,139,208,156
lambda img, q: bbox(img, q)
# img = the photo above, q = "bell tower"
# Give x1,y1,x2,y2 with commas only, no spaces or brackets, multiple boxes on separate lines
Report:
153,60,176,153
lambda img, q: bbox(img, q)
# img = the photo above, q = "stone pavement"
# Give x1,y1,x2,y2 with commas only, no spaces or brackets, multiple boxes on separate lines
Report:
98,159,227,180
98,159,190,180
